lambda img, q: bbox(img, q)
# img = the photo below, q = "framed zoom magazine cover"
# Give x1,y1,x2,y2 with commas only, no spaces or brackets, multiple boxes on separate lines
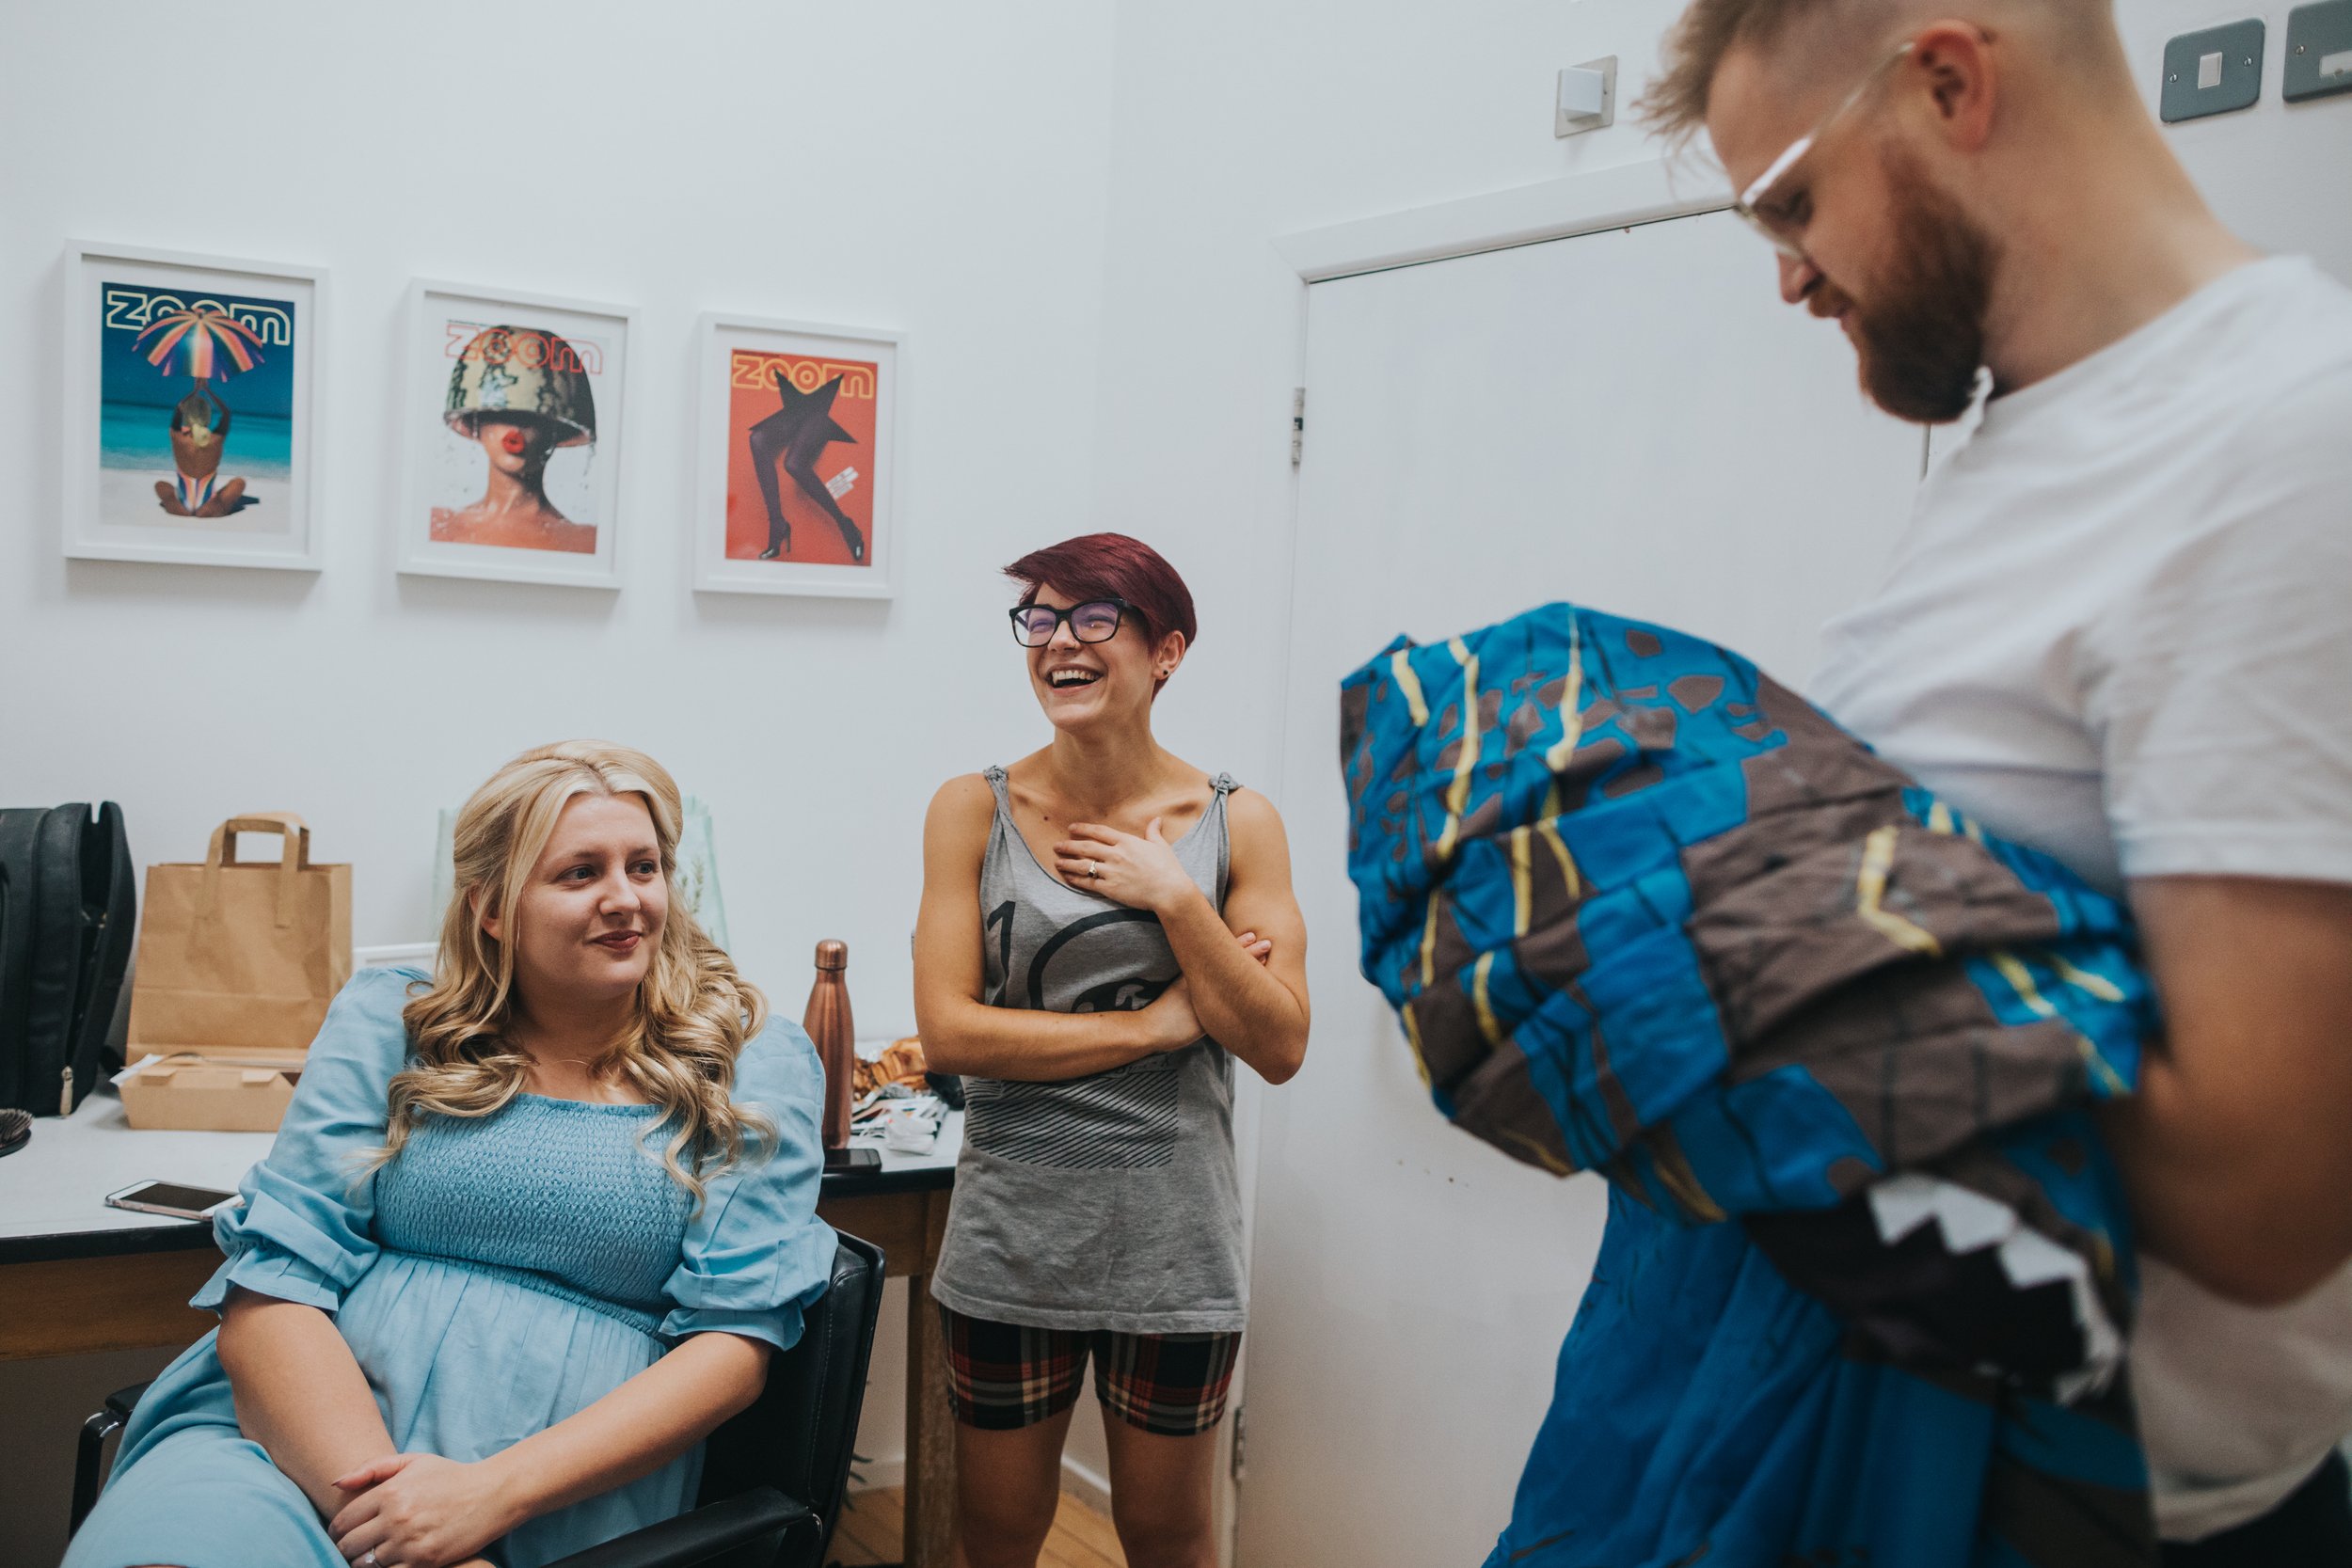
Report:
63,243,326,571
692,311,904,599
396,280,637,588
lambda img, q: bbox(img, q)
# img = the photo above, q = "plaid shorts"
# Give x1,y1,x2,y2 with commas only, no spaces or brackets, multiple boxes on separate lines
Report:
940,1306,1241,1437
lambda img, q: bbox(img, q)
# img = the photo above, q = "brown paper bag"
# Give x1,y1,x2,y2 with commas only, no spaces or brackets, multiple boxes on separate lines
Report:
128,813,353,1060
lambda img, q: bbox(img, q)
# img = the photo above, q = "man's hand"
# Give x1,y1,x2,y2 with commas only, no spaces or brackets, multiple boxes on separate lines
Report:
328,1451,519,1568
2104,874,2352,1305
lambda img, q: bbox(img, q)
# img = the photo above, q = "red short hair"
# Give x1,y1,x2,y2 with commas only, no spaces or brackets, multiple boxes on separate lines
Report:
1004,533,1198,652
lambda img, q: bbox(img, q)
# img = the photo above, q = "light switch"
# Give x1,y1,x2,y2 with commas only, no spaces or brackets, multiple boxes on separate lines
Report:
1554,56,1617,137
2284,0,2352,102
2161,19,2265,121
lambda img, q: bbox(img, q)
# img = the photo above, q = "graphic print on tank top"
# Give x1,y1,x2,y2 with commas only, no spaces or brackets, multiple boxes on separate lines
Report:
966,899,1185,1170
961,767,1237,1175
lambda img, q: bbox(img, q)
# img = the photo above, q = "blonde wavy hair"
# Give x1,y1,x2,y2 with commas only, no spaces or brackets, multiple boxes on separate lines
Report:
379,740,771,1205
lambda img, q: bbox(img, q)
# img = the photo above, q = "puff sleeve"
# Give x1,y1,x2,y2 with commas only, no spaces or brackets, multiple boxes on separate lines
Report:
188,967,416,1316
659,1019,838,1352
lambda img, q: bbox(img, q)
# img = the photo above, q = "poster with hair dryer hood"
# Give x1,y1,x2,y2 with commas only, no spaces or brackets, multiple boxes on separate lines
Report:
396,279,638,588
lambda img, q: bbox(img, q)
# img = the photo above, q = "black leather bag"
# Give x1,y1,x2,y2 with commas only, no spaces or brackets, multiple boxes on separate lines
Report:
0,803,136,1116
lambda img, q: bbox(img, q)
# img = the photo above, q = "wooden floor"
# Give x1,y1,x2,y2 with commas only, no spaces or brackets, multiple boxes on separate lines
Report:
832,1486,1126,1568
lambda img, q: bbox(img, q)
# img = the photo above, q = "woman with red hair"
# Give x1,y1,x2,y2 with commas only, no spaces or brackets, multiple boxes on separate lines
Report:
914,533,1311,1568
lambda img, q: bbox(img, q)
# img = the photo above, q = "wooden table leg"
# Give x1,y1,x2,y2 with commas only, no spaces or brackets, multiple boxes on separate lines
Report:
902,1192,958,1568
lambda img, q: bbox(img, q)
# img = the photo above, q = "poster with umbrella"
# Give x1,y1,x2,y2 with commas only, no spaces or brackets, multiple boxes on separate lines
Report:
64,243,324,570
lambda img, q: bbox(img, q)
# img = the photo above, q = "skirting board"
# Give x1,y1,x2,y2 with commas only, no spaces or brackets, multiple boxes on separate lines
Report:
845,1453,1112,1515
1276,157,1731,282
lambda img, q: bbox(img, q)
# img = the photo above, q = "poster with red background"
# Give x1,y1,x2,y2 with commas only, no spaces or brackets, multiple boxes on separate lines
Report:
723,349,882,568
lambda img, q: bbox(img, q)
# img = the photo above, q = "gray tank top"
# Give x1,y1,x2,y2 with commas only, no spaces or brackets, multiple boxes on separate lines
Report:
930,766,1248,1335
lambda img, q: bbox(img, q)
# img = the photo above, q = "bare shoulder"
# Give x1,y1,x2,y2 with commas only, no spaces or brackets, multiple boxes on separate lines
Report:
1224,785,1292,864
925,773,998,844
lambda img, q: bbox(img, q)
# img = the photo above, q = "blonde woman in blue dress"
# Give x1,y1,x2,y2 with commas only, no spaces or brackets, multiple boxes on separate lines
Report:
65,742,835,1568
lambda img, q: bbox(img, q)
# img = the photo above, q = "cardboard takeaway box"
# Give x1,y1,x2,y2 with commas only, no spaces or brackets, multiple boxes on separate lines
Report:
119,814,352,1132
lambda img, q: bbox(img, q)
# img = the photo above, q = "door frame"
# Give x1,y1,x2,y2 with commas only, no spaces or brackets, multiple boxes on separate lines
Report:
1275,157,1730,284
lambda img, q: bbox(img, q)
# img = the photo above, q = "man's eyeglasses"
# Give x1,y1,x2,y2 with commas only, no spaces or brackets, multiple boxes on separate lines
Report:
1729,40,1915,261
1009,598,1134,647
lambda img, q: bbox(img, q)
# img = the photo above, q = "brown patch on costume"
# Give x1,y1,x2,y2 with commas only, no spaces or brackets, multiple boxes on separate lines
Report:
1737,982,2088,1170
1619,705,1678,752
1409,973,1495,1092
1669,674,1725,712
2046,1137,2089,1178
1451,1040,1579,1175
1339,682,1372,776
1619,684,1661,700
1452,794,1507,856
1514,909,1592,990
1686,823,2067,1042
1625,628,1664,657
1426,888,1479,984
1506,698,1551,753
1599,760,1665,799
1824,1155,1881,1199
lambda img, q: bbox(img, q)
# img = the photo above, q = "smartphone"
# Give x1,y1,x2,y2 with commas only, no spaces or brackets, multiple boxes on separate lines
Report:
104,1180,243,1221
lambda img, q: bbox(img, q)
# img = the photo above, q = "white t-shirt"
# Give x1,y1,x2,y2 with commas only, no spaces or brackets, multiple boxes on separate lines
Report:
1810,256,2352,1543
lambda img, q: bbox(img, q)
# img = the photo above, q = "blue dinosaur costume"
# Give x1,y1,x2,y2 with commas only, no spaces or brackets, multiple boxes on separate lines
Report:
1339,603,2161,1567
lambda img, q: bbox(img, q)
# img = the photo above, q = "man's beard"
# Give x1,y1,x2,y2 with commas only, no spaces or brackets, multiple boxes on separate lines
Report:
1837,148,1997,424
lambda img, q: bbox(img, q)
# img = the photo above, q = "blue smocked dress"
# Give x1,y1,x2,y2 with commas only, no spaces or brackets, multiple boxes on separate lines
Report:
66,968,837,1568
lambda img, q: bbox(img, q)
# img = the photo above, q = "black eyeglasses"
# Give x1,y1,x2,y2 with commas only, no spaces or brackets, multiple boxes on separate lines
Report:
1009,598,1134,647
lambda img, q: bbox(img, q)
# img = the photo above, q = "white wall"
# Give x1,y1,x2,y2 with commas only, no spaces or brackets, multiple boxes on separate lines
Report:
0,1,1127,1557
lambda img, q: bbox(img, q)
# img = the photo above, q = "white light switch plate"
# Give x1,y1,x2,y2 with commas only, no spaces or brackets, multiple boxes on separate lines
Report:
1555,56,1618,137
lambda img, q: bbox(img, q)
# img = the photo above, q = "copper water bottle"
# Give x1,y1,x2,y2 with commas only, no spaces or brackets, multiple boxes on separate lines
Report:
803,939,857,1151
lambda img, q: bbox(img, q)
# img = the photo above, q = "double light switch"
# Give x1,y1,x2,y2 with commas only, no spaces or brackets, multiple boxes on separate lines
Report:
2162,2,2352,120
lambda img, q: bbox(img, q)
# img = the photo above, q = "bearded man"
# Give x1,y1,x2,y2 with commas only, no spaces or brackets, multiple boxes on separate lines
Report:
1642,0,2352,1560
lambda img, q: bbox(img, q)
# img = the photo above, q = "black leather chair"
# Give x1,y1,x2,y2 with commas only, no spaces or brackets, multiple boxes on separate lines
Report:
72,1233,885,1568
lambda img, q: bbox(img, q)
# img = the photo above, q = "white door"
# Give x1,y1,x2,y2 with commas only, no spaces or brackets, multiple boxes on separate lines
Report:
1238,206,1925,1567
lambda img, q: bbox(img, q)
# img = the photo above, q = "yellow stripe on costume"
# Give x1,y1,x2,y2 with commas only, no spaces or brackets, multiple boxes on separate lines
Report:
1390,649,1429,726
1398,1001,1433,1089
1472,951,1504,1047
1537,816,1581,904
1856,825,1944,958
1510,826,1534,936
1432,639,1482,864
1645,1129,1728,1223
2051,956,2129,1004
1418,891,1441,990
1543,617,1586,774
1989,950,2131,1097
1498,1127,1573,1177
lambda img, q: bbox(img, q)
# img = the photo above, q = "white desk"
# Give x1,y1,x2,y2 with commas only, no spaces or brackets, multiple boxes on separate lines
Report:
0,1084,961,1257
